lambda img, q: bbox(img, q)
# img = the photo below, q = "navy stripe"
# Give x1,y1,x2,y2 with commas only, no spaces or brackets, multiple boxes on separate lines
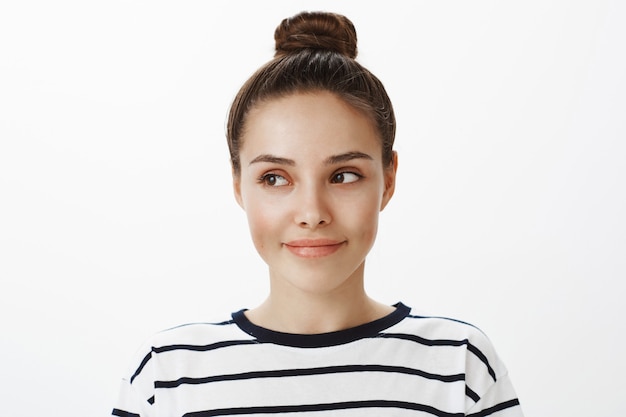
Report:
380,333,496,381
131,340,258,383
468,343,497,380
214,319,236,326
156,364,465,388
112,409,140,417
166,320,236,331
130,351,152,383
466,386,481,402
183,400,464,417
379,332,468,347
153,339,258,354
466,399,521,417
408,314,478,329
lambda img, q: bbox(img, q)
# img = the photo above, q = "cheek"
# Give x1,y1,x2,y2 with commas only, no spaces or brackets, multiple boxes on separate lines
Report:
341,193,381,240
358,212,380,245
246,211,268,242
244,200,284,249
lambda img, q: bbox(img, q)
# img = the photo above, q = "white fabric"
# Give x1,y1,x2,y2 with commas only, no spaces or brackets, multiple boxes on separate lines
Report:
112,303,523,417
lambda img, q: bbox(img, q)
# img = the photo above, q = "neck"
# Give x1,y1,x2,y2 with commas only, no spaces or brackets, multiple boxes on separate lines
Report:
245,271,394,334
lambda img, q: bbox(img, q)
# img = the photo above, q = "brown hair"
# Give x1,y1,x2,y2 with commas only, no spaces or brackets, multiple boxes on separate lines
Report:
227,11,396,176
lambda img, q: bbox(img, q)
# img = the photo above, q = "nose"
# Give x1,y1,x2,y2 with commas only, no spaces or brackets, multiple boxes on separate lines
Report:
294,183,331,229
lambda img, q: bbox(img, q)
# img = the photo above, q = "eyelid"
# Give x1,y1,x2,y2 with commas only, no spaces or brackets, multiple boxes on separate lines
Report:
333,166,364,176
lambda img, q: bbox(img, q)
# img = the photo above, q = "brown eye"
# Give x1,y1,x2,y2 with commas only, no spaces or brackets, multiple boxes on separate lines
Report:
331,172,361,184
261,174,289,187
265,175,277,186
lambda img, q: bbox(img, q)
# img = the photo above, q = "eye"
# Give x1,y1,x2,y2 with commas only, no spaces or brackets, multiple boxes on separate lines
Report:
331,172,362,184
260,173,290,187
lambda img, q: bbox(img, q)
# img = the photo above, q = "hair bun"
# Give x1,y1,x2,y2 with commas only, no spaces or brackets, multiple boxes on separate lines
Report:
274,11,358,59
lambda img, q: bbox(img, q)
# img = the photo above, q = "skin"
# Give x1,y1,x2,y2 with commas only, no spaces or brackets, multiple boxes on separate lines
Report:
233,91,398,334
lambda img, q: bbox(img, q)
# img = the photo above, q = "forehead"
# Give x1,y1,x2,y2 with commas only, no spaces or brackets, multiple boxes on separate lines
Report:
240,91,381,160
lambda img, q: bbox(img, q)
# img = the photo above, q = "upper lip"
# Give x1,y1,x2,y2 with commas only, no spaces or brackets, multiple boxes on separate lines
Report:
284,238,344,247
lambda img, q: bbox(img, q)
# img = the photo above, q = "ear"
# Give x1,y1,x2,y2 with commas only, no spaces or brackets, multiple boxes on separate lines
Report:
380,151,398,211
232,165,244,209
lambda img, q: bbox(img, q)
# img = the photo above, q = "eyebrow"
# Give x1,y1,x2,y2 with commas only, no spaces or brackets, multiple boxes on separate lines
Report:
249,154,295,166
248,151,373,166
324,151,374,165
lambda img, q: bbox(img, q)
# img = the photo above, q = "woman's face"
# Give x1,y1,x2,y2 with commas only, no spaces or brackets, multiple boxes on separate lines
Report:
234,91,397,297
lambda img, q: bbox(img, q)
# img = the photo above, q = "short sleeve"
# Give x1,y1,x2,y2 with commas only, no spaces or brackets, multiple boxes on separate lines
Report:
466,364,523,416
456,322,524,417
111,346,156,417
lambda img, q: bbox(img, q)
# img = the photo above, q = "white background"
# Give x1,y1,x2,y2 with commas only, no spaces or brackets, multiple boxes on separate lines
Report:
1,1,624,416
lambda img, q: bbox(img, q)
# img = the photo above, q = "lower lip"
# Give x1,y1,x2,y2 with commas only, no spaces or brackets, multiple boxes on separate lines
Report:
284,243,344,258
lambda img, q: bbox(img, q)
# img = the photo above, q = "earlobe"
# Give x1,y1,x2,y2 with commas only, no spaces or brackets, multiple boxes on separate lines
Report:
380,151,398,211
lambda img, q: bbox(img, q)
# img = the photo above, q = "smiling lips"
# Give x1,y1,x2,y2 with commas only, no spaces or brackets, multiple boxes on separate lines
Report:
284,239,345,258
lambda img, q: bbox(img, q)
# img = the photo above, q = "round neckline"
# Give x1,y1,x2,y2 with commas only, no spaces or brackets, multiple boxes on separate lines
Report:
231,302,411,348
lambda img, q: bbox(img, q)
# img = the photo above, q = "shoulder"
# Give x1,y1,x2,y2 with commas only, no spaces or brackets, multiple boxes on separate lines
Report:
385,312,509,381
121,315,254,380
150,317,250,348
392,312,491,342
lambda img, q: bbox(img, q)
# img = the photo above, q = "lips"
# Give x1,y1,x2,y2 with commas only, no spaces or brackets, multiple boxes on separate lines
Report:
284,239,345,258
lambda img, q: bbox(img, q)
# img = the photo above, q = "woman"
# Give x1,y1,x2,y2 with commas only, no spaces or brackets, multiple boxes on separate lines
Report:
113,11,523,417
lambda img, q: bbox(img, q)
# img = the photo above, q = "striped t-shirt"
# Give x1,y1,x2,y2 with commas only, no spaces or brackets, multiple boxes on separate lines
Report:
112,303,522,417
